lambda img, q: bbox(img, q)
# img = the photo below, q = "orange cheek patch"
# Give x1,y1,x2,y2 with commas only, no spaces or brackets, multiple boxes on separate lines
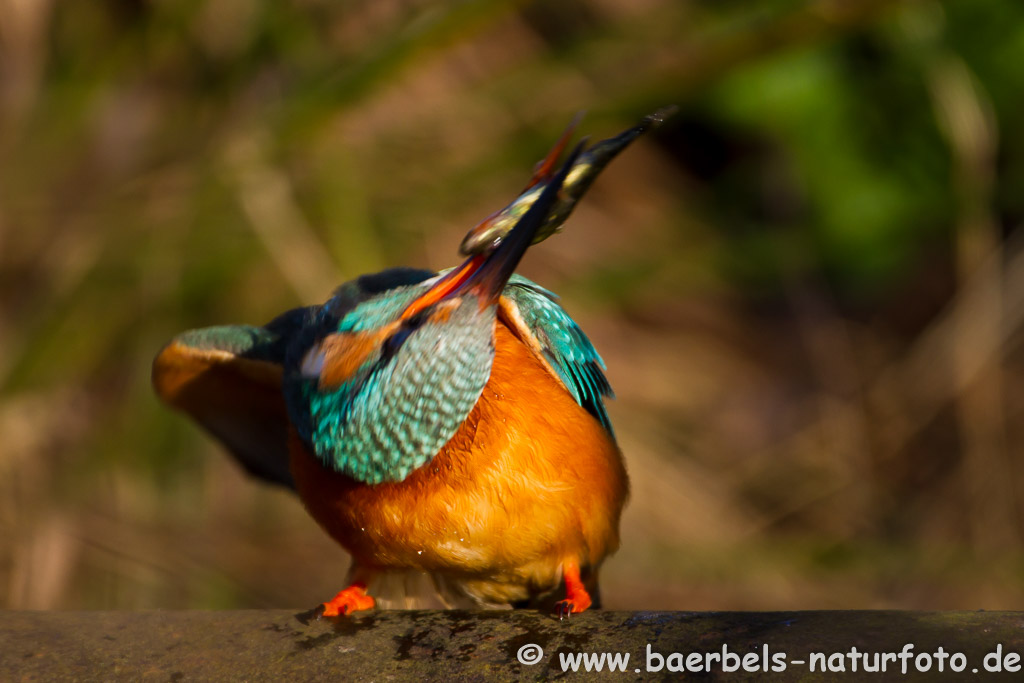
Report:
309,300,460,391
315,326,397,390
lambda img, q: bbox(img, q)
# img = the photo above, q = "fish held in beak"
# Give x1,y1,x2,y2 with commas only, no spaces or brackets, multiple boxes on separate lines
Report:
400,139,586,321
459,106,678,257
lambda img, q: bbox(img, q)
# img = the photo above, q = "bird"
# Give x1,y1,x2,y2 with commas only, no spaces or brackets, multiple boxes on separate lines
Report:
152,111,667,617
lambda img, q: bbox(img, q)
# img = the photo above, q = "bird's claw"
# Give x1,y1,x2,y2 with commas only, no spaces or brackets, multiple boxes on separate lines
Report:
555,600,577,620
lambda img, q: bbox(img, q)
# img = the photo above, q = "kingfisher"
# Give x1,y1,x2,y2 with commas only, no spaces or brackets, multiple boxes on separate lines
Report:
153,110,669,617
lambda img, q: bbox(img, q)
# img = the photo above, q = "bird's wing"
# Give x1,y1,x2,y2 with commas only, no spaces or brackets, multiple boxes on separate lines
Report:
499,275,615,437
152,268,439,489
152,307,315,490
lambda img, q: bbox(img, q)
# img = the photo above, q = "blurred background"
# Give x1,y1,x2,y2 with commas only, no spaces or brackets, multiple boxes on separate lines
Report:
2,0,1023,612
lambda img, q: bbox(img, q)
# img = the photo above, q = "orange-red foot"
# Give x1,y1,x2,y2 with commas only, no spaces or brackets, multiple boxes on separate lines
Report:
555,560,592,620
320,584,375,617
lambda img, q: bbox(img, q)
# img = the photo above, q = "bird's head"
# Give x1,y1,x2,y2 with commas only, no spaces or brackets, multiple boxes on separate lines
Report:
284,140,585,484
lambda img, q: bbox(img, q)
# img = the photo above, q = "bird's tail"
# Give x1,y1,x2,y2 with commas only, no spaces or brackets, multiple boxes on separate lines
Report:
369,570,510,610
369,567,601,611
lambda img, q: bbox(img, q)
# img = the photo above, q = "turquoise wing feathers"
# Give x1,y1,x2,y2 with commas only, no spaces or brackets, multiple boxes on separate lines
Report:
502,275,615,437
152,306,319,490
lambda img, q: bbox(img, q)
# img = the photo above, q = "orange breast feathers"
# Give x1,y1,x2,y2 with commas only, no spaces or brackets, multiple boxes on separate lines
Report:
288,319,629,603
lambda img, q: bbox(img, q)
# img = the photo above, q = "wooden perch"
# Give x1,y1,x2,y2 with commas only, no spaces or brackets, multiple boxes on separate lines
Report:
3,610,1024,680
